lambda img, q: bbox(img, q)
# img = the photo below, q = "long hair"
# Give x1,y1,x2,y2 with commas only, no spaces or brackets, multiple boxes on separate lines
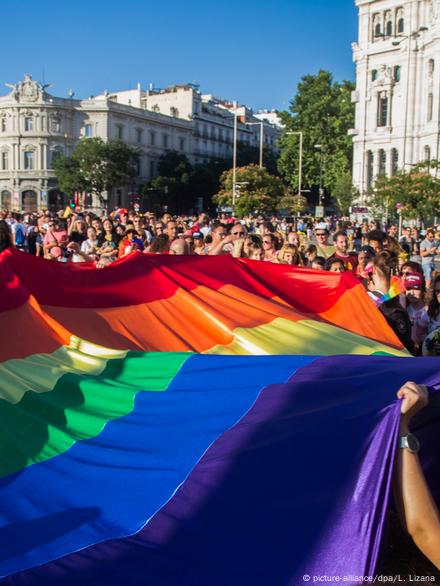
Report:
427,273,440,319
0,220,12,252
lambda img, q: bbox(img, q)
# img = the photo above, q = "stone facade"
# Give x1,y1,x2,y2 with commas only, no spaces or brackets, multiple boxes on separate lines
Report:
0,76,281,211
352,0,440,198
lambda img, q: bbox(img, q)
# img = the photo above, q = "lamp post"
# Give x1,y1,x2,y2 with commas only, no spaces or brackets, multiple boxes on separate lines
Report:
392,26,428,171
285,131,303,197
246,121,264,168
232,101,238,207
314,144,324,205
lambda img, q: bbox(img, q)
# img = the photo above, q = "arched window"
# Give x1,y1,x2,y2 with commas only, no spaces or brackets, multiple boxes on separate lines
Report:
397,18,404,33
378,149,387,176
21,190,38,212
366,151,374,189
371,69,378,82
386,20,393,36
50,148,63,168
394,66,401,82
375,23,382,37
24,116,33,132
1,190,12,209
424,145,431,161
391,148,399,175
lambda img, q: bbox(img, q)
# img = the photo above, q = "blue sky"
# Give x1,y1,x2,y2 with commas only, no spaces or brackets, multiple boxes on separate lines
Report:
2,0,357,112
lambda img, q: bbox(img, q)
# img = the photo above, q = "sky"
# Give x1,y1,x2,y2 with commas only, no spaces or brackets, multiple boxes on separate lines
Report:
2,0,358,112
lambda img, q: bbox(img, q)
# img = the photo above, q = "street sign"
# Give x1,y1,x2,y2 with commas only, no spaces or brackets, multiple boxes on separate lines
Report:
315,205,324,218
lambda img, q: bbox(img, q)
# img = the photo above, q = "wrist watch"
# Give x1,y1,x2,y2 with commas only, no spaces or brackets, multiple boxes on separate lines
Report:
399,433,420,454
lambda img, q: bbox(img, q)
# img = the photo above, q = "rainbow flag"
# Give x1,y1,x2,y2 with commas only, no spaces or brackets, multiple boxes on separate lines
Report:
1,249,439,585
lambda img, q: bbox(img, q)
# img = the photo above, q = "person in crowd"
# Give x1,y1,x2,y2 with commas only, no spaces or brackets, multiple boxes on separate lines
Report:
192,233,205,255
68,216,88,244
0,219,12,253
10,213,27,251
426,274,440,336
148,233,170,254
367,230,386,254
118,228,144,258
169,238,191,255
96,219,119,263
329,231,358,271
247,242,264,261
81,227,99,259
207,223,229,255
325,257,346,273
393,381,440,570
404,273,429,354
355,245,375,280
43,218,68,260
304,244,317,267
387,223,398,239
420,229,439,288
262,233,278,262
164,220,178,244
367,251,414,353
278,244,302,266
314,225,336,259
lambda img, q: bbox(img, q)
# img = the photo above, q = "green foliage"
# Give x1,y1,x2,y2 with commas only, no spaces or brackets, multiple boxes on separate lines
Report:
213,164,285,216
332,171,358,215
372,161,440,220
278,193,308,214
54,138,139,202
278,70,355,196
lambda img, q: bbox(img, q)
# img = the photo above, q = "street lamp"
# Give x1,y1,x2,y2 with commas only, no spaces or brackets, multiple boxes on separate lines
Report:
285,131,303,197
232,101,238,207
392,26,428,171
314,144,324,205
246,121,264,168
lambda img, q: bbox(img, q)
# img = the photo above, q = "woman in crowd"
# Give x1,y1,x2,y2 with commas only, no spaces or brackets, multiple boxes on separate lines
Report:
81,227,99,259
43,218,68,260
278,244,303,266
0,220,12,253
404,273,429,354
68,216,88,244
262,233,278,262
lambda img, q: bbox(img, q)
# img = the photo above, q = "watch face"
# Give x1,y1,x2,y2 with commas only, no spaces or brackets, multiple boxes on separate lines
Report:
407,434,420,453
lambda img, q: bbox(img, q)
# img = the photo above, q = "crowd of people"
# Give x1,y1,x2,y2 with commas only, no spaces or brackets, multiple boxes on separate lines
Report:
0,206,440,357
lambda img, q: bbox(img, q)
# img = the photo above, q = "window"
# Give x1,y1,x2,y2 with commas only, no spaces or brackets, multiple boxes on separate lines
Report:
116,124,123,140
170,107,179,117
386,20,393,36
51,116,61,133
391,148,399,175
179,137,185,150
24,117,33,131
163,134,169,148
377,94,388,127
371,69,378,82
24,150,34,170
0,117,6,132
428,59,435,77
1,150,8,170
150,131,156,146
136,128,143,143
378,149,386,176
1,190,11,209
84,124,93,137
375,23,382,37
427,93,433,122
394,66,401,82
397,18,404,34
424,145,431,161
149,160,156,177
51,148,62,167
366,151,374,189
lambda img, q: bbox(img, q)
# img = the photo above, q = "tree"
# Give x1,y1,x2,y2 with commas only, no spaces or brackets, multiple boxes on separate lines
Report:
213,164,285,216
372,161,440,221
332,171,358,216
277,70,355,200
277,192,308,215
54,138,139,204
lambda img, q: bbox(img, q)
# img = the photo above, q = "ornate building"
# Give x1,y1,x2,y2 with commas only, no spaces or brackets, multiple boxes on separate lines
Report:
351,0,440,198
0,75,281,211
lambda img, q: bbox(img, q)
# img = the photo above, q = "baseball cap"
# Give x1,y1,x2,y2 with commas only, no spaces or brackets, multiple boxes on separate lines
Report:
404,273,424,290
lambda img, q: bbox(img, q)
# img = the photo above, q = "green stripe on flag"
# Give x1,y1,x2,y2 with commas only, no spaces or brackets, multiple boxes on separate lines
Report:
0,351,191,478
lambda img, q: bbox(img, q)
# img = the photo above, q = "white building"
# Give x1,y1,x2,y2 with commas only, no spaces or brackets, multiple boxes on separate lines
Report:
0,76,281,211
352,0,440,198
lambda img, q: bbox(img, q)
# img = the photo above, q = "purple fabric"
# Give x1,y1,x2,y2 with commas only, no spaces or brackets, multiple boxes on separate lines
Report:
4,356,440,586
